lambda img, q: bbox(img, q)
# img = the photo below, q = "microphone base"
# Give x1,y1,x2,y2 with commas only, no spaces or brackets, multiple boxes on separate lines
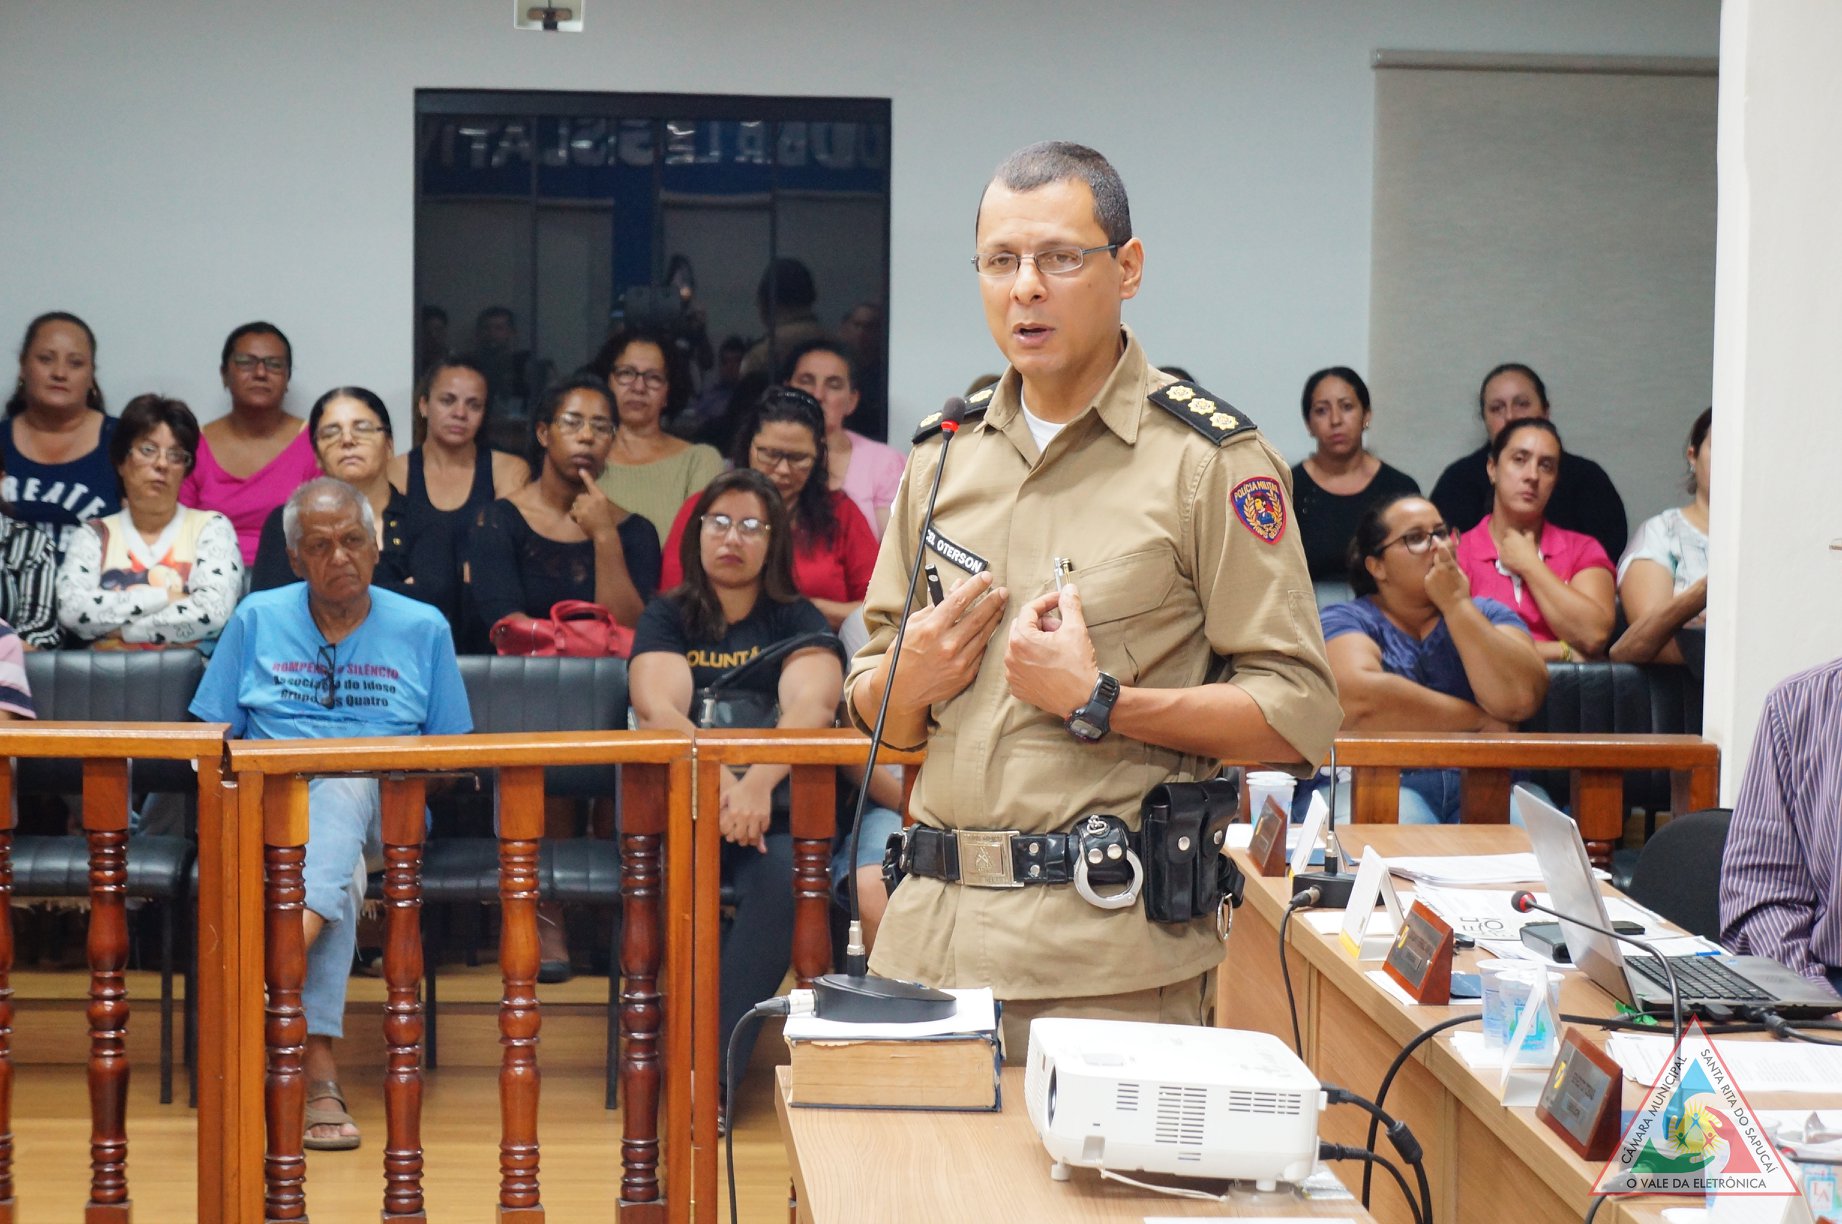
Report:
811,971,958,1024
1294,869,1357,909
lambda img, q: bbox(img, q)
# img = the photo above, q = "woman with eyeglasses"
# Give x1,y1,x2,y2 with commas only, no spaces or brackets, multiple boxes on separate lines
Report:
629,467,843,1129
1321,494,1548,823
587,325,724,540
249,387,461,632
659,387,878,630
1452,417,1616,661
781,338,907,538
468,374,662,642
58,395,242,650
183,322,322,567
4,311,120,556
387,355,529,554
1290,366,1420,583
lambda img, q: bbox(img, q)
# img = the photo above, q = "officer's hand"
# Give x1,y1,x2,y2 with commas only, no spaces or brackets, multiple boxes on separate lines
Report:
1423,537,1471,612
883,570,1008,713
719,771,773,852
1004,583,1100,720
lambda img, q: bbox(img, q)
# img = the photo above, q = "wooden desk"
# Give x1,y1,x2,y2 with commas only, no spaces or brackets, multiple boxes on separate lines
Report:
775,1066,1379,1223
1219,825,1824,1224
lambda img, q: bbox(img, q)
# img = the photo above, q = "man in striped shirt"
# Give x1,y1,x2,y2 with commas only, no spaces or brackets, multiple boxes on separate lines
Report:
1720,656,1842,998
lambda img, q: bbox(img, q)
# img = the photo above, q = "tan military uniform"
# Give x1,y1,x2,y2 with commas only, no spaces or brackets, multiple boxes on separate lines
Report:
846,328,1340,1000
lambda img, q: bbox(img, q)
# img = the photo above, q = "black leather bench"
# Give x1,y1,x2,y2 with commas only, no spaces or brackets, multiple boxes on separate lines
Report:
1520,661,1704,817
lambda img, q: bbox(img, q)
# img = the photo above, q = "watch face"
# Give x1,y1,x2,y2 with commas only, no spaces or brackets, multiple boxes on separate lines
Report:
1069,717,1103,741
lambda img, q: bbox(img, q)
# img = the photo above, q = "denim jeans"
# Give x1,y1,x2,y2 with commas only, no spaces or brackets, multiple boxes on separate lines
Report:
719,830,795,1086
1296,768,1548,826
301,777,383,1040
830,806,903,906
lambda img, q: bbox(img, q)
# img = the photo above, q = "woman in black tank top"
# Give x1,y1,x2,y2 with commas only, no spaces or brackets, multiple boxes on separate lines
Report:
389,355,530,547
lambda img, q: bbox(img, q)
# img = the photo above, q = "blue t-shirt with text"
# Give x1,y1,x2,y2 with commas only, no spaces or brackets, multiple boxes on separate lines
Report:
190,583,472,740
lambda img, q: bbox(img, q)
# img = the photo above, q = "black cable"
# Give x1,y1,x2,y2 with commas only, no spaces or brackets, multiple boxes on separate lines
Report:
726,999,790,1224
1319,1142,1424,1224
1279,887,1319,1058
1761,1013,1842,1047
1325,1085,1432,1224
1583,1194,1605,1223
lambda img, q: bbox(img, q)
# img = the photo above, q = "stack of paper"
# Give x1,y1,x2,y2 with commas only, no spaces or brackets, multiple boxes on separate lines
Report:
1605,1034,1842,1091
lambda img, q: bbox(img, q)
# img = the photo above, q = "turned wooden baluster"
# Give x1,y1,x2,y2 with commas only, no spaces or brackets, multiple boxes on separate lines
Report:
0,760,14,1224
618,763,666,1216
84,758,133,1222
263,775,310,1222
788,765,836,988
497,766,544,1222
380,776,429,1221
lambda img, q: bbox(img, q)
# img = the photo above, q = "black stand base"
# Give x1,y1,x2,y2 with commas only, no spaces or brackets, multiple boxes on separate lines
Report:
811,972,958,1024
1294,870,1356,909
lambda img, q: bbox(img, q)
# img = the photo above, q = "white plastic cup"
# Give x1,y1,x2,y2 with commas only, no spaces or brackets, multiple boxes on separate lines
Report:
1479,959,1563,1064
1247,771,1296,823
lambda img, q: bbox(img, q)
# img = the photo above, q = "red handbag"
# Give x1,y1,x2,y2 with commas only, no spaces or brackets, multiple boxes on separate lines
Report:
490,599,635,659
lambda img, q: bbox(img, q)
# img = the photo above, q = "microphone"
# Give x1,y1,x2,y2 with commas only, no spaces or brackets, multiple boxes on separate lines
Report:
1510,890,1683,1049
812,397,969,1023
1293,744,1355,907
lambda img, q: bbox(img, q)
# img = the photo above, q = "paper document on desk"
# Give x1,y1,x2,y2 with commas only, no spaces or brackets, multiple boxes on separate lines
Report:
1606,1034,1842,1091
1367,853,1543,885
1412,885,1655,944
782,987,996,1041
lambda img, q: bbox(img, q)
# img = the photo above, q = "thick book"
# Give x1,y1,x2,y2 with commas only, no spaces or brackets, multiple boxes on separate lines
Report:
783,987,1002,1112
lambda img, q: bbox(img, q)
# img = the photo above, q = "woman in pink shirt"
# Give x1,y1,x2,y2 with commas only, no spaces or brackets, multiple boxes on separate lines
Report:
1453,417,1615,661
182,322,322,566
782,339,905,538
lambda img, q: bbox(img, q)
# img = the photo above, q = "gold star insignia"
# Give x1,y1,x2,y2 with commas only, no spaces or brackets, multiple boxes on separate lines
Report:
1166,385,1195,403
968,386,994,403
918,412,941,429
1210,413,1234,431
1190,397,1216,413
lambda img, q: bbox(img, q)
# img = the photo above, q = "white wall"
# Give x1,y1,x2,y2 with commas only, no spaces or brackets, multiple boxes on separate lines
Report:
1705,0,1842,799
0,1,1716,451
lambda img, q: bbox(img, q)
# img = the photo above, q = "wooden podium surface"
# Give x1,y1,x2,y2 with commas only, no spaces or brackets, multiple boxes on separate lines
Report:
1220,824,1831,1224
775,1066,1379,1223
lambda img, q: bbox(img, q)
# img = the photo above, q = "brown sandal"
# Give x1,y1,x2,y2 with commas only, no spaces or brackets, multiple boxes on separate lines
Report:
304,1079,361,1151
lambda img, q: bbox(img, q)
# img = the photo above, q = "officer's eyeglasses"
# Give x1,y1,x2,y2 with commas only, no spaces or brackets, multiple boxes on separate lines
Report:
1375,525,1453,556
700,513,770,541
611,366,668,391
971,244,1119,279
229,353,289,374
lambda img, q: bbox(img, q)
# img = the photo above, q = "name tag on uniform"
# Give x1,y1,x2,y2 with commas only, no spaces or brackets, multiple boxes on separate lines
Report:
923,526,988,577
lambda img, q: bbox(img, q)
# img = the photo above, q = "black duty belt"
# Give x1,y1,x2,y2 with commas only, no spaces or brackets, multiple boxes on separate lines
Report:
900,824,1137,889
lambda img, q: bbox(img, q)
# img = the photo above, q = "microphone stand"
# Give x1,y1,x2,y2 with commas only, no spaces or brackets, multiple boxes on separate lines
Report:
1512,891,1684,1052
811,398,967,1024
1294,744,1355,907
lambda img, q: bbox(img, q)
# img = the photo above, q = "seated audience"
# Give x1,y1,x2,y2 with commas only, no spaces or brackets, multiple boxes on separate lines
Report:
0,618,35,719
470,375,662,639
1430,363,1627,563
0,449,62,651
183,322,321,567
1453,418,1615,661
57,395,242,650
387,355,529,558
588,325,723,541
1720,654,1842,997
1322,495,1548,823
252,388,461,633
660,387,877,629
783,339,906,537
1290,366,1421,582
191,478,471,1148
1612,408,1711,666
674,334,747,449
629,468,844,1123
4,311,119,553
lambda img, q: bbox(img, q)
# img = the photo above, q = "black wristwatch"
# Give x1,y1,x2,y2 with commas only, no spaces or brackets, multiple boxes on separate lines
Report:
1066,671,1121,743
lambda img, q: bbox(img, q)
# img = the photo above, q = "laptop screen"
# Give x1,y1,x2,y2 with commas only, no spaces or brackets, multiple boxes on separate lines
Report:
1515,785,1638,1007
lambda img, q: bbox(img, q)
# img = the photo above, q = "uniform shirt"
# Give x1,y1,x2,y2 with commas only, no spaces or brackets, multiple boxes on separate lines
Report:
1719,655,1842,994
1453,517,1613,643
190,584,471,741
845,328,1340,1000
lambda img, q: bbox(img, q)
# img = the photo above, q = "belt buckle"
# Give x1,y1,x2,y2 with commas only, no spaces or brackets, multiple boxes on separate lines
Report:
955,830,1020,888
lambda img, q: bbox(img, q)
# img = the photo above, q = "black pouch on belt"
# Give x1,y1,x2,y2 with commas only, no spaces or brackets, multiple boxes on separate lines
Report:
1140,778,1242,924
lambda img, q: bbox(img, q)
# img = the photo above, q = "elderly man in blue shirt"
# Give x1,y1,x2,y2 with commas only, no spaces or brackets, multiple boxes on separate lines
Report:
193,477,472,1149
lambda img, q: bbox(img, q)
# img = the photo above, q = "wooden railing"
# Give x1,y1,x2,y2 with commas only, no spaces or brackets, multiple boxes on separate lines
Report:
1333,731,1720,864
219,731,691,1224
0,723,230,1224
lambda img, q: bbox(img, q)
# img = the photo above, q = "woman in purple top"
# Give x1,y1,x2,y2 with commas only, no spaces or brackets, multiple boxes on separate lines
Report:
1322,494,1549,823
183,322,322,567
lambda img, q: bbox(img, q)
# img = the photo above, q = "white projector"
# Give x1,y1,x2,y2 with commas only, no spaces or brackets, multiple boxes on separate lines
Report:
1024,1018,1322,1191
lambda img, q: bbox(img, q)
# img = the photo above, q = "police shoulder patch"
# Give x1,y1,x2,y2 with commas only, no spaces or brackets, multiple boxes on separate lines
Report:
1147,380,1257,445
912,384,994,443
1231,475,1287,545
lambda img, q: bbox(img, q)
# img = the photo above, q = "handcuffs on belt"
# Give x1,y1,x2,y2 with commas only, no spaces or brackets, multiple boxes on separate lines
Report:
882,779,1246,934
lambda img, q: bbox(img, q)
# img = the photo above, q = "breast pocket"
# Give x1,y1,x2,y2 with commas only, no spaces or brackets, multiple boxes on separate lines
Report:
1066,548,1179,684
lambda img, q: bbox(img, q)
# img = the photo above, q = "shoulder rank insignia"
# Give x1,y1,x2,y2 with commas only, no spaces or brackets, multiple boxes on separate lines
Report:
1147,380,1257,445
913,385,993,444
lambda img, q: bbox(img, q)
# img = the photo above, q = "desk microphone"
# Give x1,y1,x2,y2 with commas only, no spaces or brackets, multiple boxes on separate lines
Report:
1293,744,1355,907
1510,890,1683,1049
811,397,968,1024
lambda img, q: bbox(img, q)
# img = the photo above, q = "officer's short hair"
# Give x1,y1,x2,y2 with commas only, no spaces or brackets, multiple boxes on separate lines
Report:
979,141,1132,246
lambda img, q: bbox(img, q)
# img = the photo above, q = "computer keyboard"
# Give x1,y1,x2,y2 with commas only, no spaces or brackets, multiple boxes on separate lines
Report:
1629,955,1774,1003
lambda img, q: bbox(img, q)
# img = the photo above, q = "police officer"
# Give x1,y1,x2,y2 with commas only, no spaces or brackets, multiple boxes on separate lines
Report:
846,141,1342,1057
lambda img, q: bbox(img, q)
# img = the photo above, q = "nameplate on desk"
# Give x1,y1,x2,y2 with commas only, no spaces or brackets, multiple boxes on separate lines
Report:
1287,790,1329,878
1338,852,1404,961
1536,1028,1622,1161
1248,796,1289,878
1383,901,1454,1006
